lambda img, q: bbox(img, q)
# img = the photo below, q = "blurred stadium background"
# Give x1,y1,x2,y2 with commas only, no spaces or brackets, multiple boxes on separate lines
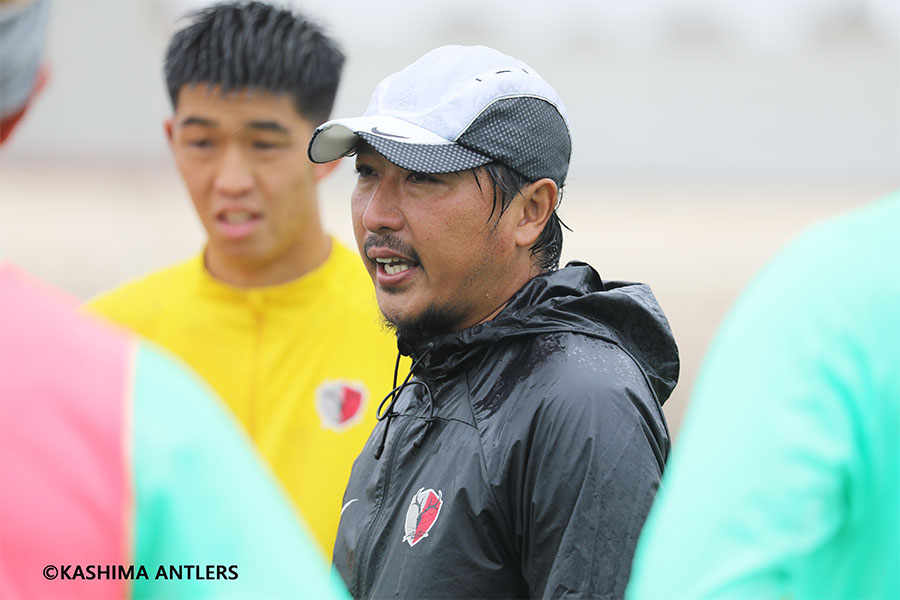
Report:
1,0,897,435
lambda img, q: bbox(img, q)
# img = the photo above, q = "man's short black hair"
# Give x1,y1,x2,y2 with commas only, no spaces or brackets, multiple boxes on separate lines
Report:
164,1,344,126
479,163,566,272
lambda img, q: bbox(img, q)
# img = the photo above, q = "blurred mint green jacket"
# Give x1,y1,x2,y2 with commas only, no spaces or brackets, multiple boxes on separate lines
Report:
627,192,900,600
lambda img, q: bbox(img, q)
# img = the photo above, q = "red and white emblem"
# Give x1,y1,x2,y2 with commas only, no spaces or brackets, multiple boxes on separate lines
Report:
314,380,366,431
402,487,443,547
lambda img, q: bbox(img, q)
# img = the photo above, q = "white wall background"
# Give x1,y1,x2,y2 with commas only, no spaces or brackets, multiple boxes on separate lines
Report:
2,0,898,180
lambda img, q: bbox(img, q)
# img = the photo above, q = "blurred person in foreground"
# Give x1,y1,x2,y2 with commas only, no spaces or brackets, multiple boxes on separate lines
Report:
0,0,48,144
628,191,900,599
0,2,346,598
308,44,679,599
87,1,400,554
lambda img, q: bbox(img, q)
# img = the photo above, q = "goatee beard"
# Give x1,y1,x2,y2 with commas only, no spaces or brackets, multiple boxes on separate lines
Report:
383,303,466,349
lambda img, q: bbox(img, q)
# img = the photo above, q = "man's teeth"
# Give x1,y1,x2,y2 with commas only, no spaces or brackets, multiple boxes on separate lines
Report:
385,263,412,275
375,257,414,275
223,211,254,224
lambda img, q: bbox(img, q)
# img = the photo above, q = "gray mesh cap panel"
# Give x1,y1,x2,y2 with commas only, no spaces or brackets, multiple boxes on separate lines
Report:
457,97,571,186
356,132,492,174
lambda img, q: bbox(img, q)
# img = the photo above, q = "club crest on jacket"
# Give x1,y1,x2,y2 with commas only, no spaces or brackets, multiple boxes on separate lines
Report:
314,380,366,431
403,487,443,547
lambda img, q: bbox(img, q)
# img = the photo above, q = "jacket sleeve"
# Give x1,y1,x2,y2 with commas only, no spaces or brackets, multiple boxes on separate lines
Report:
506,340,668,599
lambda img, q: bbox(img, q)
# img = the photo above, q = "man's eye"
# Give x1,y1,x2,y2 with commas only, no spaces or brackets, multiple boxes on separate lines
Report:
187,139,214,149
408,172,438,184
252,141,281,151
355,164,376,178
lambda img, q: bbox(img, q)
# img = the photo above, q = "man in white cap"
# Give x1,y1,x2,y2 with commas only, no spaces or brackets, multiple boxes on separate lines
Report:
309,45,679,599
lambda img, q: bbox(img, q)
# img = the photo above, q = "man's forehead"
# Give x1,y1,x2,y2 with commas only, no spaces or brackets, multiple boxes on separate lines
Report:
177,82,285,102
174,84,307,129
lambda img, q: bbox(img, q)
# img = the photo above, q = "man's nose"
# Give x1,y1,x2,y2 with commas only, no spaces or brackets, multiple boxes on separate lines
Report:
213,145,253,197
361,178,404,233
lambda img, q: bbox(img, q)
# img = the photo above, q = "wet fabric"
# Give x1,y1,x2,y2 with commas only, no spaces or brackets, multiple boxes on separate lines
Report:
333,261,678,599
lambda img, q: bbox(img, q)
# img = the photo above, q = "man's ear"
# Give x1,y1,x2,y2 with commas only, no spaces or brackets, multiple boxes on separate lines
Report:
164,118,174,145
314,158,341,182
514,178,557,249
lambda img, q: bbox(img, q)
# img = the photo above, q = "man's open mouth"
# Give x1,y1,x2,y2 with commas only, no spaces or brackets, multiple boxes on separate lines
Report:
219,210,258,224
375,257,416,275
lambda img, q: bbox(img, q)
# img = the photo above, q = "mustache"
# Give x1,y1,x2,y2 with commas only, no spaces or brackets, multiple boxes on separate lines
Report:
363,234,421,264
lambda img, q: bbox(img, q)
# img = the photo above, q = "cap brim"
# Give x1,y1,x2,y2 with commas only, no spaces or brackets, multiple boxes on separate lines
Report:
308,115,491,174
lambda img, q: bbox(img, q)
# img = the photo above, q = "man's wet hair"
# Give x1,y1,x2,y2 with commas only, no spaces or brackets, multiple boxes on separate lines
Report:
164,1,344,126
478,163,566,272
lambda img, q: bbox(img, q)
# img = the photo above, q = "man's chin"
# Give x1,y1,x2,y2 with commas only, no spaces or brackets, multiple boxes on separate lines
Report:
379,302,466,347
377,284,404,295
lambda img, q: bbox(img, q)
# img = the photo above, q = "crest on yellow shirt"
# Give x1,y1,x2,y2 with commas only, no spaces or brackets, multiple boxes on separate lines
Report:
314,380,367,431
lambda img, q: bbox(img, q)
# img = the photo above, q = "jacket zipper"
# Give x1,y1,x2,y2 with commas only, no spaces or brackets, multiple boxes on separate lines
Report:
353,409,417,597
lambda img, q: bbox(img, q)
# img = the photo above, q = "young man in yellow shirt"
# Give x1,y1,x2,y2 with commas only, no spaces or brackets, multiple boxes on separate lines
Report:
88,1,398,555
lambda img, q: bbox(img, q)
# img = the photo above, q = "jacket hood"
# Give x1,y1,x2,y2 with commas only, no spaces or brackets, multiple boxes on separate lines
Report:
399,261,679,405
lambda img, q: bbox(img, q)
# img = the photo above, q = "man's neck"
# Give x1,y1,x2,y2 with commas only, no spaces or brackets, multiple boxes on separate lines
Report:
204,233,332,288
466,262,545,329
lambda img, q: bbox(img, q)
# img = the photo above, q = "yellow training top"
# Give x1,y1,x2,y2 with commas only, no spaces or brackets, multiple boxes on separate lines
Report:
87,239,400,555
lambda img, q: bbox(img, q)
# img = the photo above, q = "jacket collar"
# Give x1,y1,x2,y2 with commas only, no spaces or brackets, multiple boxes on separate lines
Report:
399,261,679,404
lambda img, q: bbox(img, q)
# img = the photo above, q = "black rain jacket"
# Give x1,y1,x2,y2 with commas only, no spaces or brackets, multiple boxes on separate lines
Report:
333,262,679,599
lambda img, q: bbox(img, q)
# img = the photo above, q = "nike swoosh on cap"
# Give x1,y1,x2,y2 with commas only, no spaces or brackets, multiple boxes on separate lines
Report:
370,126,409,139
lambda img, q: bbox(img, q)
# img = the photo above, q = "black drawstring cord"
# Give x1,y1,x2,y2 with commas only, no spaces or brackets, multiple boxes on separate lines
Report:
412,379,436,450
377,352,404,421
373,346,433,460
373,352,406,460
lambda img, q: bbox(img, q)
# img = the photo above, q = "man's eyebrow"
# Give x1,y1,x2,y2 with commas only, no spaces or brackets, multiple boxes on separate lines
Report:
179,116,217,128
246,120,290,134
177,117,290,135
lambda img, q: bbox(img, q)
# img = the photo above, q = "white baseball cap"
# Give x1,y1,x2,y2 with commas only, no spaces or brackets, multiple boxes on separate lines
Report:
308,45,572,185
